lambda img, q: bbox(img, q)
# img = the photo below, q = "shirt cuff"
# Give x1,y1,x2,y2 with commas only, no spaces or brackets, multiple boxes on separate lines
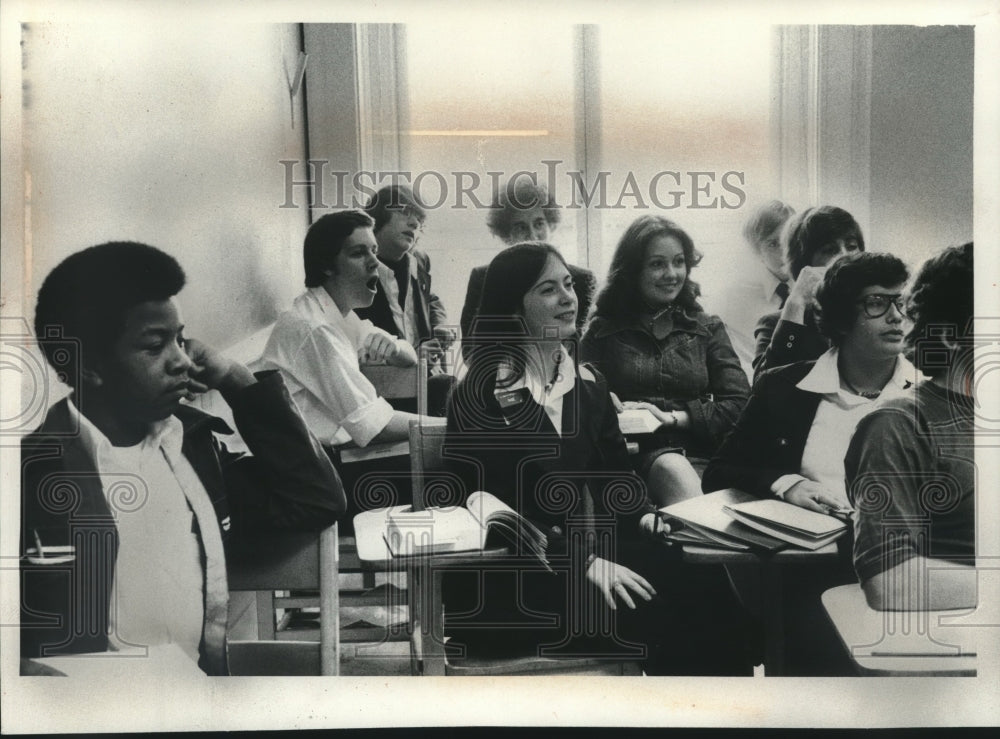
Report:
771,473,807,499
340,397,396,447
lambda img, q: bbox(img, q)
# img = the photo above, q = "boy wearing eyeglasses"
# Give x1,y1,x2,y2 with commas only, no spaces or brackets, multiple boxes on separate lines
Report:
357,184,456,374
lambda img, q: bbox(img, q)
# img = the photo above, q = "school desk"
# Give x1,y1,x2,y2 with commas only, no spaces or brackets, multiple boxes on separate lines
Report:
821,583,978,676
682,542,841,676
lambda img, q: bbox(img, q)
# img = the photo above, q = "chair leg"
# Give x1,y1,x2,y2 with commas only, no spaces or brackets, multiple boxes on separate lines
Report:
362,569,376,590
256,590,276,640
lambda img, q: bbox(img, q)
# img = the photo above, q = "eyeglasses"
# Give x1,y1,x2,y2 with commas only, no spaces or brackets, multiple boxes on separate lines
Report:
857,293,905,319
391,204,426,230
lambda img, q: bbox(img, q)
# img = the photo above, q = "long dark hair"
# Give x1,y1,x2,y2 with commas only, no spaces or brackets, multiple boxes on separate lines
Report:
465,241,570,383
593,215,702,322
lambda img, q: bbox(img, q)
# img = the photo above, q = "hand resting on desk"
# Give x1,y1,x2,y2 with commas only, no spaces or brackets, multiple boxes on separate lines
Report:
784,479,851,514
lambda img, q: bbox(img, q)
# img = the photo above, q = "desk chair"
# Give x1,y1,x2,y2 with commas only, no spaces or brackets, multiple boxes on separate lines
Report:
263,364,420,648
405,420,642,676
227,524,340,675
821,583,977,676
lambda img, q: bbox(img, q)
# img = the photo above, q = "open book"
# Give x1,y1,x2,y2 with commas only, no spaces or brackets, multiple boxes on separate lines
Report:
721,498,848,550
617,408,662,435
660,489,786,552
385,491,550,568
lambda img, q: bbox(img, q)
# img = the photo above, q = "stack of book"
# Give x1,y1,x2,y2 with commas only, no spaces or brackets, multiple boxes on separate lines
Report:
661,489,848,552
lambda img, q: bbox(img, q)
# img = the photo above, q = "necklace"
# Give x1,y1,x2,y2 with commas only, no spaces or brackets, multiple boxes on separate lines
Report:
842,375,881,399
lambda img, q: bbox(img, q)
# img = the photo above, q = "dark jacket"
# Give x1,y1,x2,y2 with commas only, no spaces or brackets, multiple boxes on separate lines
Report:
444,363,652,566
460,262,597,360
752,306,828,381
581,308,750,458
20,371,345,674
356,249,447,347
702,360,822,498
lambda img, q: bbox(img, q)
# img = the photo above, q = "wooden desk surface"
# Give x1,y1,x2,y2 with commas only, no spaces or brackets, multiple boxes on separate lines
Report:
821,584,978,676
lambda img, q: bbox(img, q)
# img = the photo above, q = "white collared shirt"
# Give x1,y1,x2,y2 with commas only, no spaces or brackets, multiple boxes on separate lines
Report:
770,348,918,502
715,259,788,379
67,399,207,667
494,345,579,435
260,286,396,447
376,255,419,347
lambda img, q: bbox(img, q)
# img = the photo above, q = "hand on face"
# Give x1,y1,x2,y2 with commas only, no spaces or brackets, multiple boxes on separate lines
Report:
781,265,826,323
184,338,254,397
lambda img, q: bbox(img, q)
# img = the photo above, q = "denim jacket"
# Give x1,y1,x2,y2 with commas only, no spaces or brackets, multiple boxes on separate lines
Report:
580,307,750,457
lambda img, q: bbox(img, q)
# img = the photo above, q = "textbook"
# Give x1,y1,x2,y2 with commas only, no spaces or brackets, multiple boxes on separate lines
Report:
385,491,550,568
617,408,662,435
660,489,786,552
721,498,848,550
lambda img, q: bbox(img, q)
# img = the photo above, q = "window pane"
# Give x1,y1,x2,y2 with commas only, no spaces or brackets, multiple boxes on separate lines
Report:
598,21,772,314
404,22,577,328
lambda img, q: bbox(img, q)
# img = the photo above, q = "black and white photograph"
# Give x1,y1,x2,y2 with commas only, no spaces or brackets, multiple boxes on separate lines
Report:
1,0,998,732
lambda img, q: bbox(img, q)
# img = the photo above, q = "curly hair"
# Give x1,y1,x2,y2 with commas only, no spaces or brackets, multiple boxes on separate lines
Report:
904,242,974,378
303,210,375,287
593,215,702,321
814,252,909,347
363,184,426,233
486,177,561,241
784,205,865,280
34,242,186,387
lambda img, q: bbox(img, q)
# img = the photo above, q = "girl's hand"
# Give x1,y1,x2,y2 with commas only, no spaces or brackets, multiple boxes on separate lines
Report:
640,512,673,541
622,401,684,430
585,556,656,610
785,479,851,514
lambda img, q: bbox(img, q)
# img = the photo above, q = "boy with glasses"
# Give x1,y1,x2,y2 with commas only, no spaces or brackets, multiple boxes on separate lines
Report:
357,184,455,374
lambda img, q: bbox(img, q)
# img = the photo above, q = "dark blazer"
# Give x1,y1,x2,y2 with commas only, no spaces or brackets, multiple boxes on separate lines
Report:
20,371,345,674
444,363,652,565
460,262,597,359
702,360,823,498
752,306,829,381
356,249,448,347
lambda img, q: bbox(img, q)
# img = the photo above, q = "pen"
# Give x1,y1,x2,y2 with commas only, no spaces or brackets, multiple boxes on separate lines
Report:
33,528,45,559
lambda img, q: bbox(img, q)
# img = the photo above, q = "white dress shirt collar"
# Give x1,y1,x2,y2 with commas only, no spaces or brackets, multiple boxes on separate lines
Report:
797,347,916,404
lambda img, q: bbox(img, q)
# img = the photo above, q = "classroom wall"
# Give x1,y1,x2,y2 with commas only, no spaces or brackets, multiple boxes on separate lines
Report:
19,22,308,354
869,26,974,266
